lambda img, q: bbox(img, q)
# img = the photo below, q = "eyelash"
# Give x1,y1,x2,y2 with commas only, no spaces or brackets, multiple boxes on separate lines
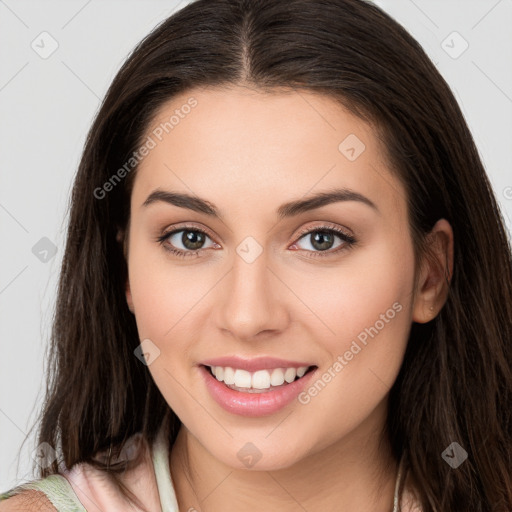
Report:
156,224,357,259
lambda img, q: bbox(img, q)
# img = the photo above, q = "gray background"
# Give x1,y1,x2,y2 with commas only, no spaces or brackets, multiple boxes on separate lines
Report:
1,0,511,490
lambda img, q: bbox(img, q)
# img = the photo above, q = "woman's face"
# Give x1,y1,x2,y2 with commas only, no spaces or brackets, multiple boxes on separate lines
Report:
124,85,421,470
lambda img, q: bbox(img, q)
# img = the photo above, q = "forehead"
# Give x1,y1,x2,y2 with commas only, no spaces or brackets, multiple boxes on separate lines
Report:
131,85,406,221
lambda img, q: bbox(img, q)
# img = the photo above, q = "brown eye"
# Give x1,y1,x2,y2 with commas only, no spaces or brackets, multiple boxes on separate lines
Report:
293,227,356,255
177,230,207,250
305,230,337,251
157,227,218,258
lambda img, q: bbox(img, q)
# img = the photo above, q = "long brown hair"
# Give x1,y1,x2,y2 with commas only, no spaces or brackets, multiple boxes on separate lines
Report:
20,0,512,510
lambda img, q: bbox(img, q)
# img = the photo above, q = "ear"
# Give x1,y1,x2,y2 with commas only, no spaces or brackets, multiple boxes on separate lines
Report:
412,218,454,323
117,227,135,314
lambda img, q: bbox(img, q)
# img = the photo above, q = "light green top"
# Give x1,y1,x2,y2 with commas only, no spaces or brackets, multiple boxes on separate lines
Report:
0,421,179,511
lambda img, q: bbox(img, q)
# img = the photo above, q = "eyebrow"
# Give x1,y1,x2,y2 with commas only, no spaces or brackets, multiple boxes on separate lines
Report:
142,187,379,219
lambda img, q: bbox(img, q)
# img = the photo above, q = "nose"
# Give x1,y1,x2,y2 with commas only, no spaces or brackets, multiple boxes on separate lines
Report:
214,246,290,341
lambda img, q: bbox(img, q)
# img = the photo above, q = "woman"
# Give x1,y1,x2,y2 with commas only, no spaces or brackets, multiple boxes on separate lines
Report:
1,0,511,510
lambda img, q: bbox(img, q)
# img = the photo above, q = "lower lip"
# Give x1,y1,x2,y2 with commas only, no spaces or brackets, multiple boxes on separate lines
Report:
199,365,317,417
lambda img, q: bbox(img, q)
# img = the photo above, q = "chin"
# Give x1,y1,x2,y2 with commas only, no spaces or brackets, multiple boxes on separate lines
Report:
207,438,310,472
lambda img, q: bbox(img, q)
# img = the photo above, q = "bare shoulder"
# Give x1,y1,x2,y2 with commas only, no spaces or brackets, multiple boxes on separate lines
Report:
0,489,57,511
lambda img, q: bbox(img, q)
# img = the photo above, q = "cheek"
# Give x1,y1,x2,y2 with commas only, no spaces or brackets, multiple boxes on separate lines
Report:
127,242,208,415
127,234,206,339
126,238,224,410
286,238,416,440
292,233,415,350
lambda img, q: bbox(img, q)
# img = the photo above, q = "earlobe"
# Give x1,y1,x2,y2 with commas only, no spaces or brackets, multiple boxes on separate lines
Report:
125,280,135,314
117,227,129,260
117,226,134,313
412,219,454,323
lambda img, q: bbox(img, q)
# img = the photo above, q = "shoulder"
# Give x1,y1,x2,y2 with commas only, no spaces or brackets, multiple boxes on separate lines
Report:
0,489,57,511
61,435,161,511
0,472,81,512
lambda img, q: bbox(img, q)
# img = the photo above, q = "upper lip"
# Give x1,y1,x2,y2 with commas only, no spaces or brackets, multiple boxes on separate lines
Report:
200,356,316,372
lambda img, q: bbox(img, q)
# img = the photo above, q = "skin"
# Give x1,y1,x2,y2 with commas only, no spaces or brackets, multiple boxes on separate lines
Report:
123,85,453,512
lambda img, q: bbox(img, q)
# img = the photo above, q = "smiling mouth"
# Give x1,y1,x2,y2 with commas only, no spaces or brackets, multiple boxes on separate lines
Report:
202,364,317,393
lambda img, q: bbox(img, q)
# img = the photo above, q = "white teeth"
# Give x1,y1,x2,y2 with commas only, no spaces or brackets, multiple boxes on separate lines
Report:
234,369,252,388
209,365,310,390
284,367,297,383
252,370,271,389
270,368,285,386
296,366,307,377
223,366,235,385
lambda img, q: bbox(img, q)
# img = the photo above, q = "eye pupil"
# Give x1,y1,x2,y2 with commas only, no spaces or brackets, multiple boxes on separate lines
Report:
183,230,205,250
311,231,334,251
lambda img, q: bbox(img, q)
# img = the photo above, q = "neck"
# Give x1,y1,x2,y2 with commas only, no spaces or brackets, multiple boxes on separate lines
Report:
169,400,398,512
